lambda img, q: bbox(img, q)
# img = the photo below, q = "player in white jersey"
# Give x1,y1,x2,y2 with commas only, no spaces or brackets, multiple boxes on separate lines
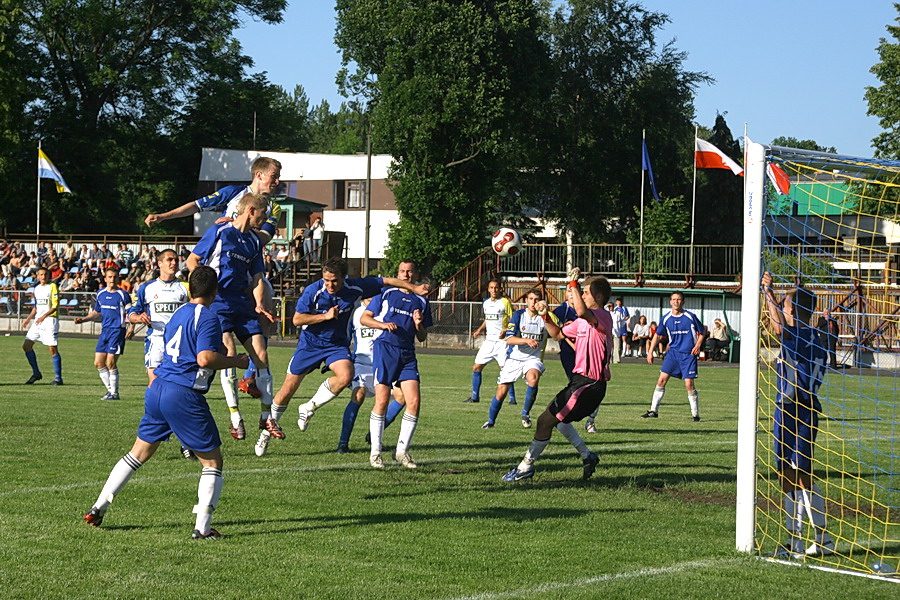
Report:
22,267,63,385
483,289,557,430
464,279,517,405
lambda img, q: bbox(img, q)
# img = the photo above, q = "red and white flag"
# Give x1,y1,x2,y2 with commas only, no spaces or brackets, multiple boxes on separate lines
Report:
766,163,791,196
695,138,743,175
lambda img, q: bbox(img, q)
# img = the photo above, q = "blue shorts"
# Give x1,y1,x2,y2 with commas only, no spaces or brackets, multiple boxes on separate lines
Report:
286,336,352,376
96,327,126,355
372,342,419,386
774,401,819,473
210,294,262,343
661,349,698,380
138,378,221,453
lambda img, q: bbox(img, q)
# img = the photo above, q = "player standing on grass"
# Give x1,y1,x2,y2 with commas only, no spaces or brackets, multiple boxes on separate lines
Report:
641,291,704,421
464,279,517,405
363,260,432,469
83,265,249,539
481,289,556,430
21,267,63,386
187,193,278,453
259,259,429,457
761,271,834,558
74,267,134,400
502,273,612,482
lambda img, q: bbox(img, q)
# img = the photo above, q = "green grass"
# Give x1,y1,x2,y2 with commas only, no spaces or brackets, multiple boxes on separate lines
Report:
0,336,895,599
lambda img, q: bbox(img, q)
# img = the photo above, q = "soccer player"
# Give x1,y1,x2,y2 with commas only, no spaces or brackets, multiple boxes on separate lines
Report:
144,156,282,403
464,279,517,405
83,265,249,539
482,289,556,430
502,275,613,482
75,267,134,400
261,259,429,457
641,291,704,421
187,193,278,452
363,261,433,469
21,267,63,385
761,271,834,558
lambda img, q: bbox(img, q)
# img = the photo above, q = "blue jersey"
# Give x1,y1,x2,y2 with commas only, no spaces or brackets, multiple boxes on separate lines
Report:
93,288,131,330
295,277,385,347
192,222,264,297
659,310,703,353
777,324,827,407
367,288,433,350
553,302,578,326
153,303,224,393
194,184,281,239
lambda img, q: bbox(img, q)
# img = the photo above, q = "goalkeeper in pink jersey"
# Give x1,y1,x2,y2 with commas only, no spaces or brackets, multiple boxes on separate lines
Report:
503,271,613,482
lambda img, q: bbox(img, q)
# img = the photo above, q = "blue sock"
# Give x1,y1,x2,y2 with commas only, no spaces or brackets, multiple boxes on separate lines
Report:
488,397,503,424
384,400,404,429
508,382,517,403
25,350,40,376
52,353,62,379
340,401,362,445
523,385,538,416
243,360,257,380
471,371,482,400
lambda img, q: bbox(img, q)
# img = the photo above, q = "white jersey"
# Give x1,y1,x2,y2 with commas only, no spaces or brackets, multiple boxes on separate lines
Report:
131,278,190,338
506,308,556,362
482,297,514,341
351,303,381,363
33,283,59,320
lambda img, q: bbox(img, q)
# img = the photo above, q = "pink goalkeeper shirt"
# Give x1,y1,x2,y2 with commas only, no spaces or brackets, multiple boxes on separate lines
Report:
561,307,613,382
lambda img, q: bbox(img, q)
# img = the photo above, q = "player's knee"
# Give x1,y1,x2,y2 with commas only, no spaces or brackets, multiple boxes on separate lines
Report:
472,364,483,373
535,411,557,437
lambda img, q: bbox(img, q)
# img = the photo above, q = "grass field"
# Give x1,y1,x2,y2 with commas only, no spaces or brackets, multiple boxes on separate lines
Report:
0,336,895,599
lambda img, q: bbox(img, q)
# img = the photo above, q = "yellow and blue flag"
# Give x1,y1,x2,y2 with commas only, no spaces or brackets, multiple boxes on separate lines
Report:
37,148,72,193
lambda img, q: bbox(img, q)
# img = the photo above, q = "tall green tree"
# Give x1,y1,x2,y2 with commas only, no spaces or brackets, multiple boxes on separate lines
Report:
308,101,367,155
693,114,743,246
866,3,900,159
770,136,837,154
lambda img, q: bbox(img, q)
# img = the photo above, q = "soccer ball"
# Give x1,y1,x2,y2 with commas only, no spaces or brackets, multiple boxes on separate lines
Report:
491,227,522,257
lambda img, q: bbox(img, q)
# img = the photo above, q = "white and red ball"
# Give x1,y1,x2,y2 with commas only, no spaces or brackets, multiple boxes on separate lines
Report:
491,227,522,257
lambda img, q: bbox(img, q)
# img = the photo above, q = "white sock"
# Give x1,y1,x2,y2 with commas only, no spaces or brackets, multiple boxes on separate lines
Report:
93,453,143,513
108,369,119,394
783,491,800,536
193,467,223,535
309,378,337,410
270,402,288,423
520,437,551,470
688,391,699,418
221,368,239,410
255,367,273,407
650,386,665,413
556,422,591,459
369,412,385,455
98,367,111,392
396,413,418,455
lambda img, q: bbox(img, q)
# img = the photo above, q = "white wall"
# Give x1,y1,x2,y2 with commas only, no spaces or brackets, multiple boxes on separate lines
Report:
323,209,398,259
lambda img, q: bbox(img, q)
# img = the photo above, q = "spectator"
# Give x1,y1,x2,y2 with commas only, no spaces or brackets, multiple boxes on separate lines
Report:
817,309,841,369
630,315,652,358
59,272,76,292
117,244,134,270
0,240,13,276
292,229,305,258
310,216,324,261
274,244,290,273
49,262,65,283
705,318,730,361
89,243,103,270
36,241,48,263
63,241,76,269
302,223,314,261
21,252,39,278
263,252,277,278
78,244,91,269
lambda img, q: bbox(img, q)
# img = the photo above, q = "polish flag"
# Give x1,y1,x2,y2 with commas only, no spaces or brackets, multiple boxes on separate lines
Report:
695,138,743,175
766,163,791,196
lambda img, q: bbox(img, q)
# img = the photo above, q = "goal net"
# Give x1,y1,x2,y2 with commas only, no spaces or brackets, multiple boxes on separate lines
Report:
738,141,899,580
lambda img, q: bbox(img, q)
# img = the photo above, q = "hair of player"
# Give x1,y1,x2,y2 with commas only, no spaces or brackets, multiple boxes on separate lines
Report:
588,276,612,306
670,290,685,301
35,266,48,275
525,288,543,300
189,265,218,299
237,192,266,215
322,258,348,278
398,258,418,272
788,287,817,325
157,248,176,261
104,267,119,277
487,278,502,288
251,156,282,178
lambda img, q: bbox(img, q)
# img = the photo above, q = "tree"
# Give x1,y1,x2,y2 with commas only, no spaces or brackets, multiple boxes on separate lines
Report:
308,101,366,155
693,114,743,247
866,4,900,159
770,136,837,154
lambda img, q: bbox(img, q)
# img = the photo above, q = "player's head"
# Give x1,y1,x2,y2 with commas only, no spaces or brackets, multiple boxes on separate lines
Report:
487,279,502,299
524,289,542,312
250,157,282,195
236,192,268,227
104,267,119,288
615,297,623,306
322,258,348,293
396,259,418,283
583,277,611,309
35,267,49,284
786,287,817,326
157,248,178,278
669,291,685,311
189,265,218,301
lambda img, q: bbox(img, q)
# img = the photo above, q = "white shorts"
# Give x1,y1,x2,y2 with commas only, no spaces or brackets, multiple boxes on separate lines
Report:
474,339,509,367
145,335,165,369
352,359,375,398
498,357,545,385
26,317,59,347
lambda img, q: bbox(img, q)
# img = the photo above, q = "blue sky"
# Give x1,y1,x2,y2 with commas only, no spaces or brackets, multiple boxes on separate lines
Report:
235,1,898,157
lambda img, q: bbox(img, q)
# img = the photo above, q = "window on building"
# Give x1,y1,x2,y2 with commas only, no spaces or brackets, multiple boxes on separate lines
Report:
346,181,366,209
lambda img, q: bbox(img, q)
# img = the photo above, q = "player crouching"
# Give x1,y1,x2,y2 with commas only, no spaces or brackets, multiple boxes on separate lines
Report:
83,266,249,539
503,273,613,482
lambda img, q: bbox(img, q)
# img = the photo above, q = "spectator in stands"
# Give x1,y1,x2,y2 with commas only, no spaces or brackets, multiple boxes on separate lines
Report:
7,250,24,278
274,244,290,273
263,252,277,278
72,271,87,291
49,261,64,284
89,243,102,269
148,246,159,268
45,247,59,270
59,272,76,292
705,318,730,361
78,244,91,269
630,315,652,358
302,223,314,261
311,216,324,261
117,244,134,270
36,241,48,263
21,252,39,278
0,240,12,276
63,242,76,269
292,229,305,258
817,309,841,370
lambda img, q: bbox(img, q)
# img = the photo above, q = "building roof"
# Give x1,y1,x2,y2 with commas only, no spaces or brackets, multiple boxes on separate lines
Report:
199,148,393,182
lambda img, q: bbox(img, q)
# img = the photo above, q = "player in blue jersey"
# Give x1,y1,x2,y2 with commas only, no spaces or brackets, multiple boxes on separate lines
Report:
641,291,704,421
762,271,834,558
75,267,135,400
188,193,279,451
83,265,249,539
259,258,429,457
362,260,433,469
144,157,282,404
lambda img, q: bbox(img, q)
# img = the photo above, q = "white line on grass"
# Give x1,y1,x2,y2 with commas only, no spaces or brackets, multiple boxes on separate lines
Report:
440,558,744,600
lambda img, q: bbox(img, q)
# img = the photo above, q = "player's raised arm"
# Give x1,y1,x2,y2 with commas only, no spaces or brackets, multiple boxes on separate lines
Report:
144,201,199,227
761,271,786,335
381,276,430,296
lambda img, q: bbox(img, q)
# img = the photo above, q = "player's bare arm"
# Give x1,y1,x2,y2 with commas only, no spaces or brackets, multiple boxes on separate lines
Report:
361,309,398,332
129,312,152,326
413,309,427,342
381,277,430,296
646,333,660,364
250,274,275,323
506,335,538,349
186,253,202,273
472,321,486,338
761,271,786,335
144,201,199,227
293,305,339,327
74,310,101,325
199,350,250,371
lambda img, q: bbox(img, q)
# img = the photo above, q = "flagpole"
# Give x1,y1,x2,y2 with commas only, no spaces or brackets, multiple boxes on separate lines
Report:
639,130,646,277
690,124,698,281
36,140,41,238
